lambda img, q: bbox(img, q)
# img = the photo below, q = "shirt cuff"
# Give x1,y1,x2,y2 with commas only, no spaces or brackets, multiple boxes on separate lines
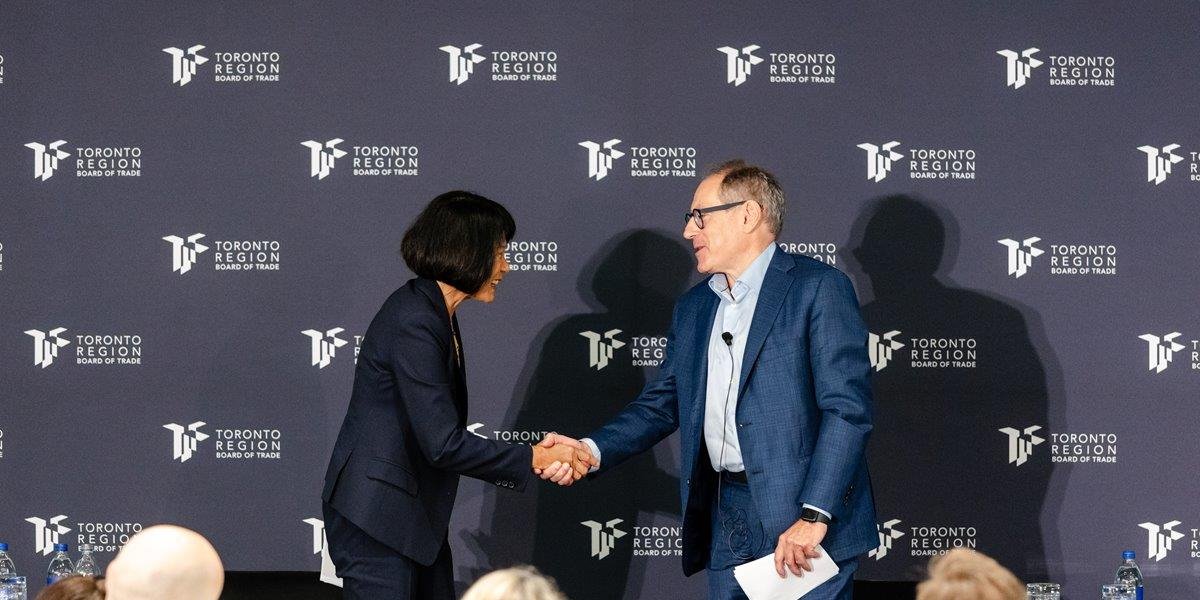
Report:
803,503,831,519
580,438,602,473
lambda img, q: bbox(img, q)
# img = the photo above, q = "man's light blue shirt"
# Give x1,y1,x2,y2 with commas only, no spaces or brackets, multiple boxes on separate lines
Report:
703,242,776,473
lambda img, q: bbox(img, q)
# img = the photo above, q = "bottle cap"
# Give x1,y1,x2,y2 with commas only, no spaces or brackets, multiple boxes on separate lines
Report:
1122,550,1135,560
54,543,68,552
0,542,8,551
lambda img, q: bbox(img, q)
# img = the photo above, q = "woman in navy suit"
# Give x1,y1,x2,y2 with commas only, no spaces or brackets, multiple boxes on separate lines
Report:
321,191,595,599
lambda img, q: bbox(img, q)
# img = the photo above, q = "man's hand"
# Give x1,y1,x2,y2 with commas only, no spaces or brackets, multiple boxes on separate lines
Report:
533,433,598,486
773,519,827,578
532,433,597,486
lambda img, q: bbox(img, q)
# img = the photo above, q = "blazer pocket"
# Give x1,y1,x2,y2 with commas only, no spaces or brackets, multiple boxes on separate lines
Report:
753,351,799,373
366,457,419,496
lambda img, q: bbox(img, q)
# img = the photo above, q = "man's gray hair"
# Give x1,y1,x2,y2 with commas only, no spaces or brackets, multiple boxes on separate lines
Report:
708,159,786,235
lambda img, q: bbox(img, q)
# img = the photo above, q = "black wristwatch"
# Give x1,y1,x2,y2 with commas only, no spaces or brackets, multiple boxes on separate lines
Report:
801,507,832,525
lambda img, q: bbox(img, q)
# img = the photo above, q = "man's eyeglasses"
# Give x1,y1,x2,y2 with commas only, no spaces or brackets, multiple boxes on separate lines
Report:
684,201,746,229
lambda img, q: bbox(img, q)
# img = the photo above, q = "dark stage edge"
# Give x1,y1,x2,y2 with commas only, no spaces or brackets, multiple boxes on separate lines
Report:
220,572,917,599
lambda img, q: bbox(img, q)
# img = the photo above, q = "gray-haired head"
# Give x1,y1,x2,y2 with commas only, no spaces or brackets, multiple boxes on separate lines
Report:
708,159,786,236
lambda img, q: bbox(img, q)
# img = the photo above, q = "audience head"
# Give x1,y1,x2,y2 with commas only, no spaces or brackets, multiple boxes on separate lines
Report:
461,565,567,600
36,576,105,600
104,525,223,600
916,548,1023,600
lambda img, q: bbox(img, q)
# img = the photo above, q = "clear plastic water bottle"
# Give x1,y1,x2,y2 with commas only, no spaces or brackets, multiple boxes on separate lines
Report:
74,544,98,577
0,542,16,576
45,544,73,586
1115,550,1144,600
1102,583,1136,600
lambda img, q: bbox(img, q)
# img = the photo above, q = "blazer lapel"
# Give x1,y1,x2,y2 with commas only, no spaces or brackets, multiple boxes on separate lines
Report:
737,251,796,400
412,278,468,424
450,313,467,424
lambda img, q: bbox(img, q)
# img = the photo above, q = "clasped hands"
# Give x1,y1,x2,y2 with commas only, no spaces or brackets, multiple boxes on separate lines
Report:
530,433,597,486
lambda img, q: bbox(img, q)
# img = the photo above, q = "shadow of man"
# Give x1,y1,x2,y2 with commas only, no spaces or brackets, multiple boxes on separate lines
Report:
845,195,1057,581
461,229,695,600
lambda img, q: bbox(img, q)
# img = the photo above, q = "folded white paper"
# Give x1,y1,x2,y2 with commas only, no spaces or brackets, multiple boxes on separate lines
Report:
733,545,839,600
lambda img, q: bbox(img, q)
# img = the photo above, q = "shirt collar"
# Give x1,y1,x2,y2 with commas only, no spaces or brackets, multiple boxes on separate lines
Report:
707,243,777,303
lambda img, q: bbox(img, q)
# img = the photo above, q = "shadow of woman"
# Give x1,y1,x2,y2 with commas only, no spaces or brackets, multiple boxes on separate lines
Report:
459,229,696,600
843,195,1063,582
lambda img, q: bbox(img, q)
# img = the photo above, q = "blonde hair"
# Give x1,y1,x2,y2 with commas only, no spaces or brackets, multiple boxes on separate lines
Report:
461,566,568,600
916,548,1024,600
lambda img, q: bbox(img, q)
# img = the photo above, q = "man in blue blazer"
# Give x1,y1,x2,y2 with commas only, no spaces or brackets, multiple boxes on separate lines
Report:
542,161,876,599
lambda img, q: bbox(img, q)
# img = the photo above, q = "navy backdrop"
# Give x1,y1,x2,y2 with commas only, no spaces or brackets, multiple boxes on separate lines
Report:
3,2,1200,598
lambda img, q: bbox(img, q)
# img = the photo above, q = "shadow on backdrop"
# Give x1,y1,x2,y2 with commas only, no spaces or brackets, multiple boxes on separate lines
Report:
843,195,1063,582
461,229,695,600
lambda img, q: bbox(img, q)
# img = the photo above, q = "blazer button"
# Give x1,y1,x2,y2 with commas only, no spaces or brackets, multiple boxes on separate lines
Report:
685,479,691,486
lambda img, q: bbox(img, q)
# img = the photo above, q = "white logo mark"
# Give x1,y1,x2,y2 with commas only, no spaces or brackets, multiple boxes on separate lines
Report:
578,139,624,181
163,233,210,274
163,45,209,86
717,45,764,86
998,237,1044,278
857,142,902,182
581,518,627,560
1140,521,1184,562
303,518,343,587
302,139,348,180
25,141,70,181
163,421,209,463
26,515,71,555
1138,144,1184,185
997,48,1043,89
439,43,486,85
580,329,625,370
999,425,1044,466
25,327,71,368
869,519,906,560
868,331,904,372
1138,332,1184,373
303,328,348,368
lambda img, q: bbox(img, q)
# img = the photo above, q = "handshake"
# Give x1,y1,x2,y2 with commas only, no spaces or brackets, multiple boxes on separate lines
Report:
530,433,598,486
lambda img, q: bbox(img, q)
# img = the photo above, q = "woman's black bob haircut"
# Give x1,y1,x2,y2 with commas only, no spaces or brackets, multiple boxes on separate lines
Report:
401,190,516,294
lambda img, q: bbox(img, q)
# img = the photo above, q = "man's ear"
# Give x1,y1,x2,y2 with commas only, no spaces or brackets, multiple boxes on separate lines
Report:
742,200,763,232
